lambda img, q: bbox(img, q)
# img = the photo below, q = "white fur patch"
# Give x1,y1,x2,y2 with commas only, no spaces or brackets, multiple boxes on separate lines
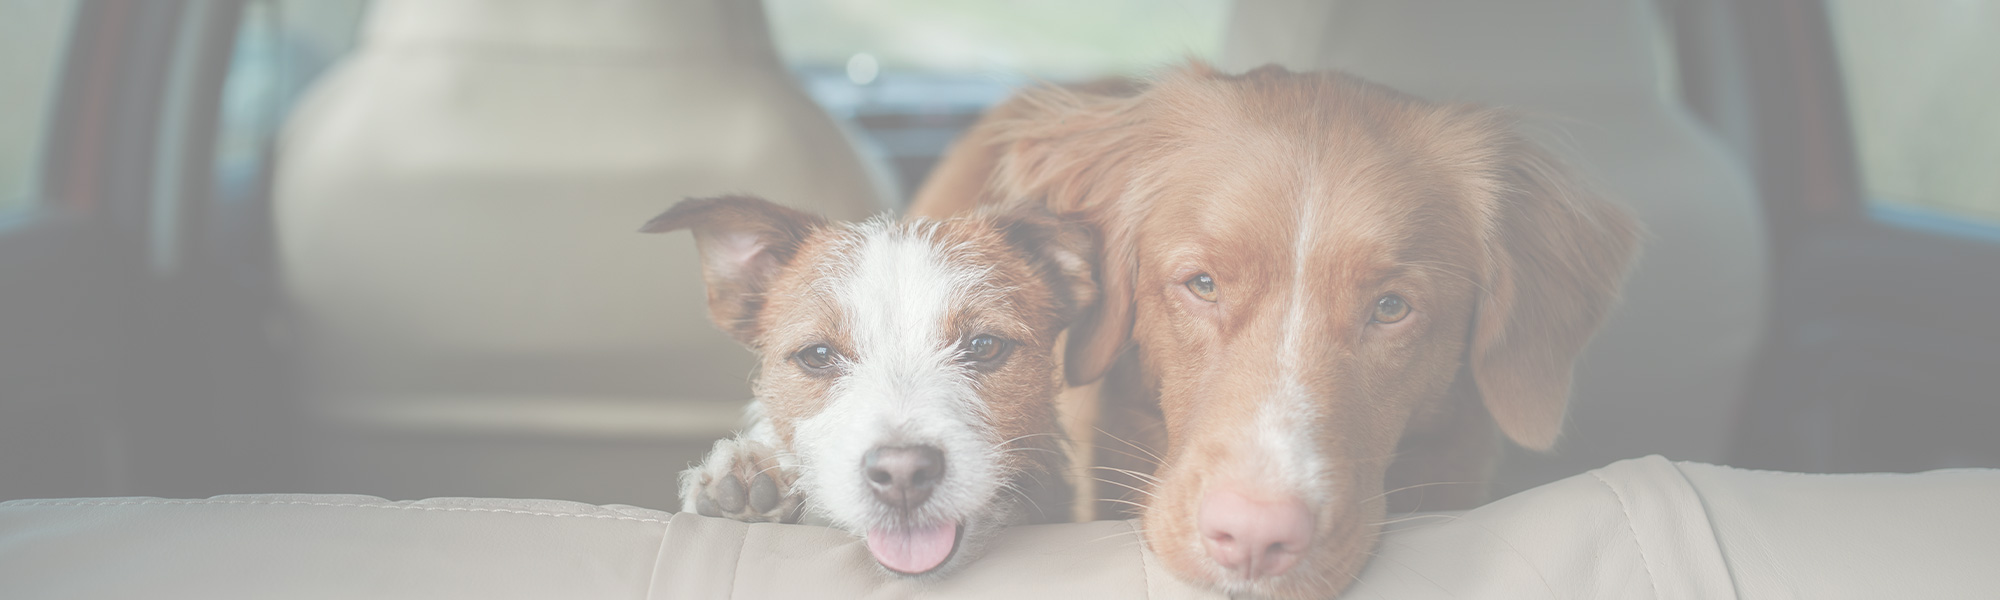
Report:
1254,175,1332,504
788,220,1006,532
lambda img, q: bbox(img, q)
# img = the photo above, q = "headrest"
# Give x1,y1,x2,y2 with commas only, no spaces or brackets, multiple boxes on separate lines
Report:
1226,0,1673,105
363,0,780,61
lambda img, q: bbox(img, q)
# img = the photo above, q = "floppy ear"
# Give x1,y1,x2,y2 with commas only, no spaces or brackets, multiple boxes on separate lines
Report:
984,85,1150,385
639,195,826,346
992,208,1100,328
1469,138,1642,451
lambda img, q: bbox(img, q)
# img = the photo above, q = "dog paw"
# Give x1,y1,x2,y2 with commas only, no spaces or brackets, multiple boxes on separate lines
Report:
680,438,803,523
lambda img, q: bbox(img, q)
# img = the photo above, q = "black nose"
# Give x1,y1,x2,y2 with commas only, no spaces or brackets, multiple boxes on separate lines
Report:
863,445,946,510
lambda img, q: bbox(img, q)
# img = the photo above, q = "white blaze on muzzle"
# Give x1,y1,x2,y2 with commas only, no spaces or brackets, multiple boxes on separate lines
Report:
1250,180,1334,504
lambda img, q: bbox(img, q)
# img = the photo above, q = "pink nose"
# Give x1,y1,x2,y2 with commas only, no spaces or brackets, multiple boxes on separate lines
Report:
1198,488,1314,579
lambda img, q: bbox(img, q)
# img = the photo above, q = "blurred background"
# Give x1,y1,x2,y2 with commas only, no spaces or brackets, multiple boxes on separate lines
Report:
1,0,1995,510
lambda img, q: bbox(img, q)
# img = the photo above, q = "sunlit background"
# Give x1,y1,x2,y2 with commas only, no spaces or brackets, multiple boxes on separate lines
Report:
1830,0,2000,223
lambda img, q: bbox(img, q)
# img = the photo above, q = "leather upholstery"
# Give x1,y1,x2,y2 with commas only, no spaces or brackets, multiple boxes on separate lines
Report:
6,457,1992,599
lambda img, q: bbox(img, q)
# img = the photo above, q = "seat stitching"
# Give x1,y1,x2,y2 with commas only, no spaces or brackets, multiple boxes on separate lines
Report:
1132,520,1155,599
0,499,671,524
1590,471,1664,600
725,523,749,599
639,513,677,600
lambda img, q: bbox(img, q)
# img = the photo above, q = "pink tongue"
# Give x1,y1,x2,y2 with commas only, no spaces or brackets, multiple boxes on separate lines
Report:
866,522,959,574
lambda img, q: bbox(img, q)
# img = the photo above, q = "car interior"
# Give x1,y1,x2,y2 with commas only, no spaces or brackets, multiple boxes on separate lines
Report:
1,0,1997,594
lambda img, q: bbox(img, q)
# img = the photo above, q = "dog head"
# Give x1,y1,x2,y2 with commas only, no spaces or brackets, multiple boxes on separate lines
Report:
643,195,1093,576
984,64,1639,598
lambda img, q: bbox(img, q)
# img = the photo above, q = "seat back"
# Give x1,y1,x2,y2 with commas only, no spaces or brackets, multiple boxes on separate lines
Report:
273,0,884,501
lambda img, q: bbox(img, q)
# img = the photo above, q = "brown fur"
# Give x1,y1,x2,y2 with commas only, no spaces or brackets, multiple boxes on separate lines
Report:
909,63,1639,598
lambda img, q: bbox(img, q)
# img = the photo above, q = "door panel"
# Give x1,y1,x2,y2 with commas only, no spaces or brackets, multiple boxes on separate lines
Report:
1715,0,2000,473
0,0,269,502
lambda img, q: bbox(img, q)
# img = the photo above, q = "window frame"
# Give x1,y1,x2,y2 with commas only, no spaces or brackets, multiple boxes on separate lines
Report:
1670,0,2000,473
0,0,86,222
0,0,261,500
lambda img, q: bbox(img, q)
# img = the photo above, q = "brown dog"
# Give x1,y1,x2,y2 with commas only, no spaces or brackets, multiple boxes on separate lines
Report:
910,63,1639,598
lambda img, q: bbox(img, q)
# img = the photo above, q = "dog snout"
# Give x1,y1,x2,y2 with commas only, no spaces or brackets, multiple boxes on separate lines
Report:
1198,487,1314,579
863,445,946,511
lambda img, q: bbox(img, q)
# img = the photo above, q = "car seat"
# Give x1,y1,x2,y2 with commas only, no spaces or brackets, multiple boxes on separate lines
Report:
272,0,886,505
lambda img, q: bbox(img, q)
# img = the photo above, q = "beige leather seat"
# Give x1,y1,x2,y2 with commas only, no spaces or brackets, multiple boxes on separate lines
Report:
1223,0,1770,490
273,0,884,505
8,457,1996,598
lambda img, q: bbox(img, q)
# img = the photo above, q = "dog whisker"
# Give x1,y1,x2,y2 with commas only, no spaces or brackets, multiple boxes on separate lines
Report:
1090,427,1167,466
1088,465,1163,484
996,446,1065,458
1089,477,1161,501
1094,498,1149,511
994,481,1051,522
1088,442,1166,471
994,432,1064,447
1369,513,1462,527
749,462,795,479
1082,526,1148,548
1357,480,1478,506
1092,497,1153,514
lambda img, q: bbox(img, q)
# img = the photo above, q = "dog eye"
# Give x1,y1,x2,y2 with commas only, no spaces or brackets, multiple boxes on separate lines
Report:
794,344,840,371
961,335,1011,364
1185,273,1218,302
1372,294,1411,324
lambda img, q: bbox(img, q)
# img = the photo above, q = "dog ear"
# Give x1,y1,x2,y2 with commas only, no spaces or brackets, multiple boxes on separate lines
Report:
993,207,1100,328
640,195,826,346
983,85,1149,386
1468,137,1641,451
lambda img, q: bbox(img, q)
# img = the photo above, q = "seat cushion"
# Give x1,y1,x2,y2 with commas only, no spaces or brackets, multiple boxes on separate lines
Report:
6,457,1992,598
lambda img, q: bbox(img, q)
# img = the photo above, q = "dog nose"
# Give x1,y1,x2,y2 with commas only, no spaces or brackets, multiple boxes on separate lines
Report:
1198,487,1314,579
863,445,946,510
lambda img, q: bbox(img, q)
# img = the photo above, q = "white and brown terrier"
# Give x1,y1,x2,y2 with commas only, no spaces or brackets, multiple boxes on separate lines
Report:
643,195,1095,576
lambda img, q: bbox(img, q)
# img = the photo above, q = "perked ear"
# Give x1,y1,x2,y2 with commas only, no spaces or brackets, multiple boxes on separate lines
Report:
639,195,826,347
1469,138,1642,451
983,84,1150,386
993,207,1100,328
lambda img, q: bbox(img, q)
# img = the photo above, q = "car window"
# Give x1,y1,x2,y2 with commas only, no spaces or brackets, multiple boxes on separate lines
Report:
0,0,82,216
212,0,368,210
766,0,1231,80
764,0,1231,201
1828,1,2000,224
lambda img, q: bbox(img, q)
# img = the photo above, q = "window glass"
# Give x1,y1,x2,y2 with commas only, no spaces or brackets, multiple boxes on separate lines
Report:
764,0,1232,201
1829,1,2000,223
213,0,368,209
0,0,82,215
765,0,1232,80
